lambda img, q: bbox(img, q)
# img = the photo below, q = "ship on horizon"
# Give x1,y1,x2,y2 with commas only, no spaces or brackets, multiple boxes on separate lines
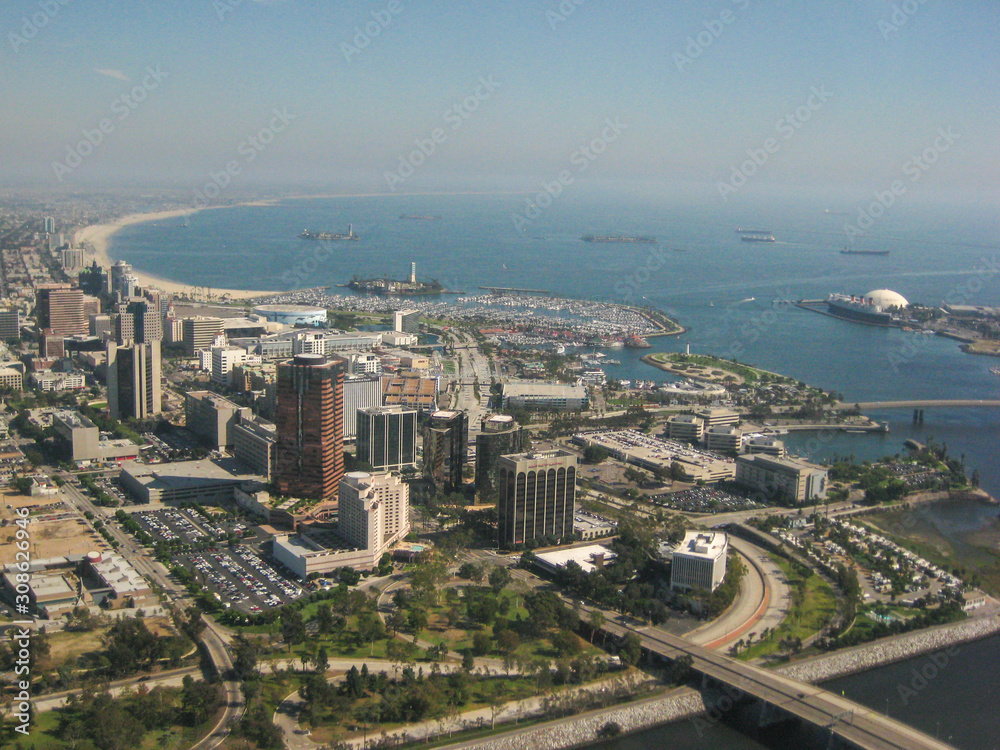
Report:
841,247,890,256
299,223,359,241
399,214,442,220
737,227,776,242
582,234,656,243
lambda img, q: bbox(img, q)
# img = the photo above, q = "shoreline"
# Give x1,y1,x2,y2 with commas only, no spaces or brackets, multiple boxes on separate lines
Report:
73,204,281,300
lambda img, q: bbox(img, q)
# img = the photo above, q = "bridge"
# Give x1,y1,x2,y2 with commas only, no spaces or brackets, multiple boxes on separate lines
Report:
600,618,956,750
833,399,1000,411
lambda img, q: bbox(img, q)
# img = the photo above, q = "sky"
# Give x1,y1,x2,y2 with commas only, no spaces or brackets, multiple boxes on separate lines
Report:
1,0,998,200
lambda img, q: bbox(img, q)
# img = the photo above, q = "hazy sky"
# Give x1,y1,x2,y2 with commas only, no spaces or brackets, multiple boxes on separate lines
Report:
2,0,998,198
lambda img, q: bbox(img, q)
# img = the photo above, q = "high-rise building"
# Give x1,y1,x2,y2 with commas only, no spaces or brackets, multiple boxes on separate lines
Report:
36,284,86,336
211,345,247,387
392,308,420,334
107,340,161,421
232,415,276,479
43,216,55,234
356,405,416,471
110,260,139,299
39,330,65,359
78,262,109,296
347,352,380,375
343,375,382,441
475,414,526,502
184,391,251,450
181,317,224,355
61,247,85,272
423,409,468,492
89,314,112,338
497,450,577,548
0,309,20,341
274,353,345,500
338,471,410,553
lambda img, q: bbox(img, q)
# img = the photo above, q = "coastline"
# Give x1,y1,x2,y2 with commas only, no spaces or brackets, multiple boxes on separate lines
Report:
72,204,280,300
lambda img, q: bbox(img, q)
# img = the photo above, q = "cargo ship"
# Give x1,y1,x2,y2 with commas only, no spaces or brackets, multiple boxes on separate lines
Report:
582,235,656,243
299,224,359,241
841,247,890,256
399,214,441,220
737,228,776,242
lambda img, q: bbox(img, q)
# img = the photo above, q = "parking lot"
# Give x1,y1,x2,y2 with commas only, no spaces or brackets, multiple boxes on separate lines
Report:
651,486,766,514
132,508,215,545
178,547,302,612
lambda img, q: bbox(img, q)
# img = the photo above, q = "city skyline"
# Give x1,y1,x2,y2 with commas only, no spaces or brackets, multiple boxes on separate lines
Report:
1,2,998,202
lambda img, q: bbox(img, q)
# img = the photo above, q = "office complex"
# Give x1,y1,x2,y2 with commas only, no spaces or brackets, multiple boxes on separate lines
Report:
36,284,87,336
184,391,251,450
232,415,276,479
181,316,224,355
107,340,161,420
393,308,420,333
423,409,468,492
115,298,162,344
497,450,577,548
274,353,345,501
475,414,526,502
272,471,410,577
670,531,729,592
356,405,417,471
502,382,589,411
735,454,828,504
343,375,382,441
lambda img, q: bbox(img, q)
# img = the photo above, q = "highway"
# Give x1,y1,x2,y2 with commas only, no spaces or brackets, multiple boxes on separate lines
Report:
599,618,957,750
189,618,244,750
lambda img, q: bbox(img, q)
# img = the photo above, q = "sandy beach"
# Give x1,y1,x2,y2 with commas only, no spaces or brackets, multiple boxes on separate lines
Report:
73,205,281,301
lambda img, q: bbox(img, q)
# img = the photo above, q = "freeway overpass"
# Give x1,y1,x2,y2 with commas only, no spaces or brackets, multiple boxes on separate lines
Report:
833,399,1000,411
600,619,956,750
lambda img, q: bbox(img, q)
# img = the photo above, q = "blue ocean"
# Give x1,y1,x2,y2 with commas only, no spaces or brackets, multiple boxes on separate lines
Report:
110,189,1000,497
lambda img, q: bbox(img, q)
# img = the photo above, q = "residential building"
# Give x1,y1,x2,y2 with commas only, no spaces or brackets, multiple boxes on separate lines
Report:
497,450,577,548
348,352,381,375
356,405,417,471
671,531,729,592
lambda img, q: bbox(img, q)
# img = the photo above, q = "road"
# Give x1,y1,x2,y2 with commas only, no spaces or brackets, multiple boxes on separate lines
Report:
449,330,493,440
189,618,245,750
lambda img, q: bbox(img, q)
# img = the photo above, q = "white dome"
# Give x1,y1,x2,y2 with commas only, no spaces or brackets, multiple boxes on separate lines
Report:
864,289,908,309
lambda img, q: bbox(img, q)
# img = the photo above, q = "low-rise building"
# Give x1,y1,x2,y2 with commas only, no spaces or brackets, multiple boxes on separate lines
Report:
119,458,265,504
670,531,728,592
667,414,705,442
502,382,589,412
735,454,827,504
705,425,742,453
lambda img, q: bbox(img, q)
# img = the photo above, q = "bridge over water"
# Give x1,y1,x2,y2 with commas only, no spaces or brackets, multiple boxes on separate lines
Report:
833,399,1000,411
601,618,956,750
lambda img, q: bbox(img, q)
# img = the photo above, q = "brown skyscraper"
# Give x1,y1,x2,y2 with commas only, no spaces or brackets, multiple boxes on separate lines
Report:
36,284,86,336
274,353,345,501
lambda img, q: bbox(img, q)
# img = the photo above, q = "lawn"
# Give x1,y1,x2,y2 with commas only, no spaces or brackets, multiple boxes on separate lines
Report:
737,554,837,661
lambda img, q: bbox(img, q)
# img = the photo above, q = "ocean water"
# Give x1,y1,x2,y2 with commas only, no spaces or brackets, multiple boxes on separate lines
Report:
111,190,1000,747
110,190,1000,494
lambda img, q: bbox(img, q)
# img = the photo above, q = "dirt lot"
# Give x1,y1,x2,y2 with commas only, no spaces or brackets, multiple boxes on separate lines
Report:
0,490,107,565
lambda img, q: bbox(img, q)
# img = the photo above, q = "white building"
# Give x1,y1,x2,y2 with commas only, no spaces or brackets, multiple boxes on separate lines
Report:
735,454,827,504
348,352,381,375
502,382,589,411
670,531,729,592
343,375,382,441
272,471,410,578
667,414,705,442
705,425,742,453
211,345,247,386
393,309,420,333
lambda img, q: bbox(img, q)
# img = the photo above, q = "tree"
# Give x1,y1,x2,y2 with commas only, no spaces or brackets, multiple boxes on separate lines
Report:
314,646,329,674
315,602,335,634
279,609,306,648
472,631,492,656
619,632,642,666
406,607,429,634
587,610,605,643
551,629,582,658
488,566,511,594
582,445,609,464
356,612,385,655
232,636,262,681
